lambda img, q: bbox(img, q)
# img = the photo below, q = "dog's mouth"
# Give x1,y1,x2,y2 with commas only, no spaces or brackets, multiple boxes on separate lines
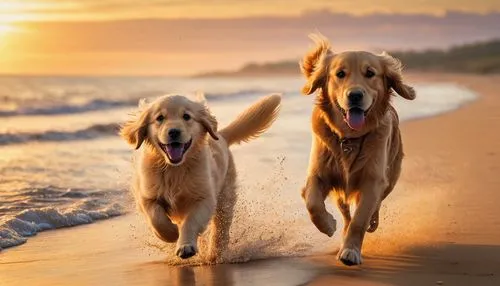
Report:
160,139,192,164
335,100,369,131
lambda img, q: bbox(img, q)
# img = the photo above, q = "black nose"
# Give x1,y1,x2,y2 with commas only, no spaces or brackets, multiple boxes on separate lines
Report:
168,129,181,139
347,90,364,104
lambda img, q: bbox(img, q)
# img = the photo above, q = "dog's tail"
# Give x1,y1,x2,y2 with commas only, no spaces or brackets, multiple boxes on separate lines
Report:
219,93,281,146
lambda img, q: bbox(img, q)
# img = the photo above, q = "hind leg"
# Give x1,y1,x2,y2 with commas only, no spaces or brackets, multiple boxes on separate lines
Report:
208,179,236,263
336,197,351,236
368,150,401,234
367,184,395,233
366,209,379,233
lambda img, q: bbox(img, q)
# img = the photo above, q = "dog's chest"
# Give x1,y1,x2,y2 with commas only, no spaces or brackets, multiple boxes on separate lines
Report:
323,137,365,189
158,171,206,217
338,139,364,172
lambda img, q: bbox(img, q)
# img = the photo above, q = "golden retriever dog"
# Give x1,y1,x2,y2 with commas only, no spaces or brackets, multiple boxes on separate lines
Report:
120,93,281,262
299,34,416,266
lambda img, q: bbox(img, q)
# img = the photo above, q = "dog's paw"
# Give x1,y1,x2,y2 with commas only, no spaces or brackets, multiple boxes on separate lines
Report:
315,212,337,237
338,247,363,266
175,244,198,259
367,212,379,233
324,213,337,237
320,214,337,237
367,218,379,233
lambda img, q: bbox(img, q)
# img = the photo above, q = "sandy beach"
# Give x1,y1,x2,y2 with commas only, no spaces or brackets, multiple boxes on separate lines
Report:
1,73,499,286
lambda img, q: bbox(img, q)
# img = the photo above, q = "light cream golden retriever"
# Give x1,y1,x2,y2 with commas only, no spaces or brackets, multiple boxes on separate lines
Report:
120,93,281,262
299,34,416,266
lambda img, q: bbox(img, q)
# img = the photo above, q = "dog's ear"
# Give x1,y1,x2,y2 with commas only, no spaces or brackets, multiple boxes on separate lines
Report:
300,33,334,95
120,105,150,149
380,52,416,100
138,98,149,108
195,91,208,106
197,107,219,140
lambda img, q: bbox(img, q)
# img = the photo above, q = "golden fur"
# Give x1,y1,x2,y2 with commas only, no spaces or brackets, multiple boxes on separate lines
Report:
120,93,281,262
299,34,416,266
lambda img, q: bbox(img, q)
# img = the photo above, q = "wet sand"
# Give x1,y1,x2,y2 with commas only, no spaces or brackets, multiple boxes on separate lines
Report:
1,73,500,286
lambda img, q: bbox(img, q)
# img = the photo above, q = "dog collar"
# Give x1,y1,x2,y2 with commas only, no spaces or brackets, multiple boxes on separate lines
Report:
334,132,368,154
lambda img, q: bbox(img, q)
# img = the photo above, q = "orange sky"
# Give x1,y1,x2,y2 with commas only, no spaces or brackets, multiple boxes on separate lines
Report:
1,0,499,21
0,0,499,76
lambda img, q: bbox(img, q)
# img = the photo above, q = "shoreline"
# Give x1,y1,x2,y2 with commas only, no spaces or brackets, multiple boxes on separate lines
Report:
1,73,500,285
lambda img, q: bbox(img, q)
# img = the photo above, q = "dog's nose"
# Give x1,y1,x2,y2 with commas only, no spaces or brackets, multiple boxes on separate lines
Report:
168,129,181,139
347,90,364,104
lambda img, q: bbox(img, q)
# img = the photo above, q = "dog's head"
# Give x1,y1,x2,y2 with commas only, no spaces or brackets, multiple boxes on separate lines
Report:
120,94,218,166
301,33,416,131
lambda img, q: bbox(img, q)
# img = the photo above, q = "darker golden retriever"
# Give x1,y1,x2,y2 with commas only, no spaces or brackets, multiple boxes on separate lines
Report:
120,93,281,262
299,34,416,266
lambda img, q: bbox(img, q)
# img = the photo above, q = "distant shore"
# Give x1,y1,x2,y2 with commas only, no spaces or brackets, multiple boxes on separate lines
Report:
195,38,500,78
194,67,497,78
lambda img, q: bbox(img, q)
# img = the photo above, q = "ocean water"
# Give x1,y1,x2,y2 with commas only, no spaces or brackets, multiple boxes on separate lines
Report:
0,75,477,251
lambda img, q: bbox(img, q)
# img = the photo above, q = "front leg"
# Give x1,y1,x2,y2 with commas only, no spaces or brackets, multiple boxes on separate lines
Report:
176,197,216,259
140,198,179,243
302,175,336,237
338,180,385,266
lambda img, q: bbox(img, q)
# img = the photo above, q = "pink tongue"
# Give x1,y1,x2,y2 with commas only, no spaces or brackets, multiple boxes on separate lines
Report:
166,144,184,162
346,109,365,131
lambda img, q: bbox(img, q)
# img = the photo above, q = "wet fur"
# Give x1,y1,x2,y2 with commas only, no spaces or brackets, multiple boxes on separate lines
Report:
120,93,281,262
300,33,416,266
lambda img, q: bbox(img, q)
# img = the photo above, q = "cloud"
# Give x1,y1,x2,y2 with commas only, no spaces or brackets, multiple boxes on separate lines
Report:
2,10,500,75
11,10,500,52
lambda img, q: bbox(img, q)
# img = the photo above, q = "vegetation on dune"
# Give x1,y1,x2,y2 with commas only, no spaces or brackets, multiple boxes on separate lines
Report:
391,39,500,74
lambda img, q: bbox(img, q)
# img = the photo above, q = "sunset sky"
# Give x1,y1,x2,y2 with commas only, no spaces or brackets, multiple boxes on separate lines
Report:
0,0,499,76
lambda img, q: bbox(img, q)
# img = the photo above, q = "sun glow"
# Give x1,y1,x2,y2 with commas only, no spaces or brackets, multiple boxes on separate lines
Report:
0,23,16,36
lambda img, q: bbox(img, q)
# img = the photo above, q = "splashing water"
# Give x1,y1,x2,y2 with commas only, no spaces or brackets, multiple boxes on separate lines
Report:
138,156,341,266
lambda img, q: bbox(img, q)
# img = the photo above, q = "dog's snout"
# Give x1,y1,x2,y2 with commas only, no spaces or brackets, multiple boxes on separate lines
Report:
348,90,364,103
168,128,181,139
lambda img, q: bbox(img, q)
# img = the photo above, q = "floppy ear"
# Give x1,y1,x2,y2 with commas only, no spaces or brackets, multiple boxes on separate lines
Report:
380,52,416,100
300,33,334,95
197,107,219,140
120,107,150,149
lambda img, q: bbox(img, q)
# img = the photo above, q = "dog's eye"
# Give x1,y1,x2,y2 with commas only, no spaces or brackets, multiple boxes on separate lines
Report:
156,114,164,122
336,70,346,79
183,113,191,121
366,70,375,78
